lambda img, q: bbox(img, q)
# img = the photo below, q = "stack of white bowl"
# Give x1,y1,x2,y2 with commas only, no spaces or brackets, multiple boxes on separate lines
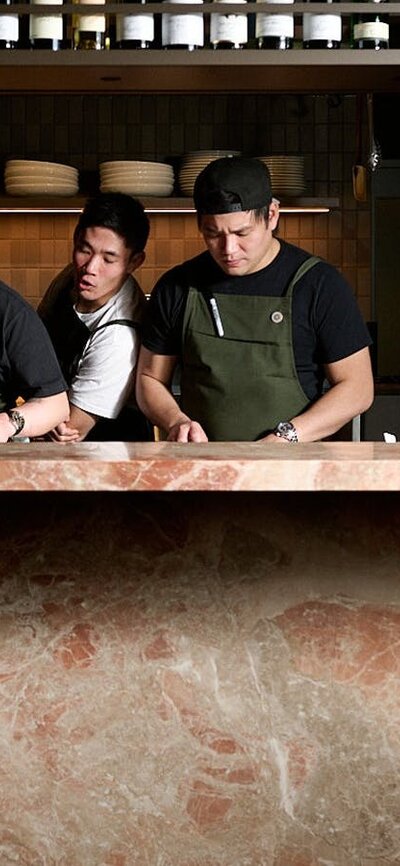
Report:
4,159,79,196
178,150,241,197
99,160,174,197
257,155,306,198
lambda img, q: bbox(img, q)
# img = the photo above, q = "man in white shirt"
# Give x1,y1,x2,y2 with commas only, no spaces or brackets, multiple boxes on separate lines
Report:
38,192,151,442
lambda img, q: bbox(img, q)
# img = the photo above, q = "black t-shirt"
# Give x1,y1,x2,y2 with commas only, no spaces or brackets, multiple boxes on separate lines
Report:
0,280,66,409
142,240,372,401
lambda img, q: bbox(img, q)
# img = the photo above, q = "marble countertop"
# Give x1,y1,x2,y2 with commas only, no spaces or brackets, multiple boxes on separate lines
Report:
0,440,400,491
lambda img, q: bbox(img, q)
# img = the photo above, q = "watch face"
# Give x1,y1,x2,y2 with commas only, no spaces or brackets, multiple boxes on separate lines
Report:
275,421,298,442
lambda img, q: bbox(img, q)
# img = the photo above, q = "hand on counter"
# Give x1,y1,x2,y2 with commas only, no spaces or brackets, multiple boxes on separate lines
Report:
167,419,208,443
47,421,81,443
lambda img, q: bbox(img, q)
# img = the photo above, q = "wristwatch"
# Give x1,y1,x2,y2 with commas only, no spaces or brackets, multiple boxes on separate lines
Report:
7,408,25,440
273,421,298,443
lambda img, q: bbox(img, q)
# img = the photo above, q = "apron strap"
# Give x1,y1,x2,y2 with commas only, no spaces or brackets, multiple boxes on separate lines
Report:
285,255,321,296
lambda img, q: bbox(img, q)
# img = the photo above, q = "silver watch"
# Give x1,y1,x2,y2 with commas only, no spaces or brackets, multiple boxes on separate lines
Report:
7,408,25,439
273,421,298,443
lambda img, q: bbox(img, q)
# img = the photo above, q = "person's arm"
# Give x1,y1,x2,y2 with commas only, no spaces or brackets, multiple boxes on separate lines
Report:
136,347,208,442
262,346,374,444
49,316,140,443
0,392,69,443
47,403,98,443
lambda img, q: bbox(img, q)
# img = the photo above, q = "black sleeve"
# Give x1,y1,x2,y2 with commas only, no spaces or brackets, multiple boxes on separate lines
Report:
141,271,187,356
311,262,372,363
5,303,67,400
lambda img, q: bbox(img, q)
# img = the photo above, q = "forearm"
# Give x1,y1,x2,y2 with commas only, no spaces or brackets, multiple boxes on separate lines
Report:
0,392,69,442
48,402,98,443
137,374,189,435
292,379,373,443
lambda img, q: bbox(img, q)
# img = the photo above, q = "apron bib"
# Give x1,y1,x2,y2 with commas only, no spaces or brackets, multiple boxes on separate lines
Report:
181,256,320,441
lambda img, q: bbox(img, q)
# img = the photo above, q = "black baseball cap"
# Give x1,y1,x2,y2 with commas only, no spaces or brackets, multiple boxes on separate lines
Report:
193,156,272,216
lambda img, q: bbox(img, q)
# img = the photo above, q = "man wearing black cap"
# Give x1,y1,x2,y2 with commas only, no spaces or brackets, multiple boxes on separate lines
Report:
136,156,373,443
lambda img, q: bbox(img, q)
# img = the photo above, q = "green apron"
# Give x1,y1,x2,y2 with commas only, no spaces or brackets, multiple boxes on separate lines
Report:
180,256,320,441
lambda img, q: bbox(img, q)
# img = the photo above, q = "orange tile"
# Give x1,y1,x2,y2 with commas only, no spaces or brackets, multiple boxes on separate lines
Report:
0,240,12,264
11,240,26,265
39,241,55,266
327,238,343,266
285,216,300,239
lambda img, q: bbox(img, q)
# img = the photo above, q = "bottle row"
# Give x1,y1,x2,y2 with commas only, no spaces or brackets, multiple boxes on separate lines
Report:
0,0,392,51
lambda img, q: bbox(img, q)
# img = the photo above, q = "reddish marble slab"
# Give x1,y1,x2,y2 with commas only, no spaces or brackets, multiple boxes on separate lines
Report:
1,440,400,491
0,490,399,865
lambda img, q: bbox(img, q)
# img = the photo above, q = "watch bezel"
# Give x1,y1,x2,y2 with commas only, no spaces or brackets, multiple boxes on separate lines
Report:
274,421,298,443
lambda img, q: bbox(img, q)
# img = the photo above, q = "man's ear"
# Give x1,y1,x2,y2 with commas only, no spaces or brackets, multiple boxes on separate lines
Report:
128,251,146,273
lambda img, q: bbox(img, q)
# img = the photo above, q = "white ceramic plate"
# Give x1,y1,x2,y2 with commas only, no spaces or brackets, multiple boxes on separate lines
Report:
6,159,78,173
5,182,79,195
100,181,173,196
100,160,172,170
5,173,78,184
100,168,174,179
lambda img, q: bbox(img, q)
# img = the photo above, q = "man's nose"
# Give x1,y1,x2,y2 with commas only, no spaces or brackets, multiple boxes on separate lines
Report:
84,254,99,274
220,234,236,253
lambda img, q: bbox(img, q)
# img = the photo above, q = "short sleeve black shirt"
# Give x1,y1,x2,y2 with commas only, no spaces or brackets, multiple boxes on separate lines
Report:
142,240,371,401
0,281,66,409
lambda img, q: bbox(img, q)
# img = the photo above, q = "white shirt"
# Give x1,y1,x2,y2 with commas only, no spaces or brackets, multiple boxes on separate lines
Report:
70,276,142,419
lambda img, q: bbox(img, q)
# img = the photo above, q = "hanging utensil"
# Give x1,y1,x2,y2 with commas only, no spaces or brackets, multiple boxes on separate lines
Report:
352,93,367,202
367,92,381,172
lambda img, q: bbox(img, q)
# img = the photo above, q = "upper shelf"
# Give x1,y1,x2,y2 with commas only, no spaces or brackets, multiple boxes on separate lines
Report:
1,3,400,93
1,48,400,94
0,196,338,214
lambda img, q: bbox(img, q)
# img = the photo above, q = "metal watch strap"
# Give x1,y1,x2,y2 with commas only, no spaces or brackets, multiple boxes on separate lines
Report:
7,408,25,439
273,421,298,443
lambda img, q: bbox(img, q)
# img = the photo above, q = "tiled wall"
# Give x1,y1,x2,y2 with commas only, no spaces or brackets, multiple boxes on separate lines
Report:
0,92,371,320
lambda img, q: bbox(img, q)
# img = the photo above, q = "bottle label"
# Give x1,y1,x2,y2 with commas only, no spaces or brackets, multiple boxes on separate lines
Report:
162,11,204,46
0,14,18,41
303,13,342,41
76,0,106,33
116,12,154,41
210,10,248,44
30,0,63,40
256,13,294,38
354,20,389,41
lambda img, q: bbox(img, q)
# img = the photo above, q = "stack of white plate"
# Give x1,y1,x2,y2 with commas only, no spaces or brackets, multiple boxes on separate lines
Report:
99,160,174,197
178,149,241,197
257,155,306,198
4,159,79,196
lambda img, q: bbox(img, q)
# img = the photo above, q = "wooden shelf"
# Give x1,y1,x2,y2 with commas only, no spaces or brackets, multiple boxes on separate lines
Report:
0,196,339,213
1,49,400,94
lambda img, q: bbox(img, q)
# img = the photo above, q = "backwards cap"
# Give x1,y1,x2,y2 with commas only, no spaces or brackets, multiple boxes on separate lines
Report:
193,156,272,216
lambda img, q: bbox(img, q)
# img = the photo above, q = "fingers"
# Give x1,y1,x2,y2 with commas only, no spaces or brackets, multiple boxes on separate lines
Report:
167,421,208,442
48,423,81,443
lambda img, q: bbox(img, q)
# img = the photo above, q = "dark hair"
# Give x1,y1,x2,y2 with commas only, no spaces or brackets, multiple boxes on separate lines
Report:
73,192,150,255
197,203,272,229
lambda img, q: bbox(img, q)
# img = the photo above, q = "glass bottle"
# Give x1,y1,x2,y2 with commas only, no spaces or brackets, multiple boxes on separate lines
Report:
0,0,19,48
256,0,294,48
162,0,204,50
352,0,389,49
73,0,106,48
29,0,66,48
303,0,342,48
116,0,154,47
210,0,248,48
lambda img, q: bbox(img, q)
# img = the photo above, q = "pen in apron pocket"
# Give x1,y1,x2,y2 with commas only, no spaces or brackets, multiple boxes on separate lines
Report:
209,297,224,337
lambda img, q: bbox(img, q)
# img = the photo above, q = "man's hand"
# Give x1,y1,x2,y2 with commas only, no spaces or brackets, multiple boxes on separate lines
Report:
260,432,292,444
48,421,81,443
0,412,17,443
167,420,208,442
